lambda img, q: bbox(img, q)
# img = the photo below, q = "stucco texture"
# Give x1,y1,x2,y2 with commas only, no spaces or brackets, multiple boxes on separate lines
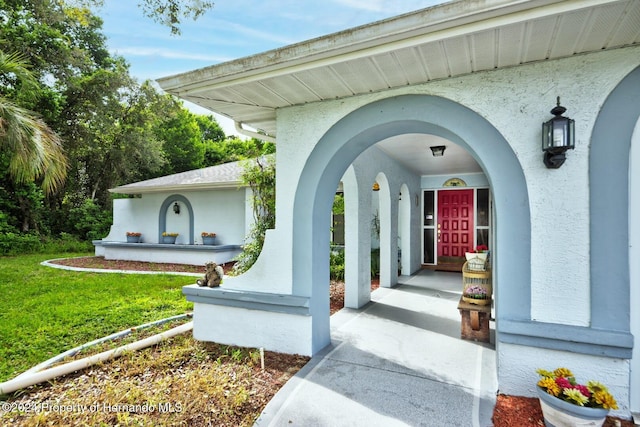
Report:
274,46,639,327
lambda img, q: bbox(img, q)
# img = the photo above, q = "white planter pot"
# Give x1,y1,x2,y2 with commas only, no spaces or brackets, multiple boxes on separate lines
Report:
537,386,609,427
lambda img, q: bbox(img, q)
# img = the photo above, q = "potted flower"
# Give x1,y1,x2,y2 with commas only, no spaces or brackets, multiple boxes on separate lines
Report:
462,284,491,305
465,245,489,271
536,367,618,427
162,232,179,244
126,232,142,243
201,232,217,246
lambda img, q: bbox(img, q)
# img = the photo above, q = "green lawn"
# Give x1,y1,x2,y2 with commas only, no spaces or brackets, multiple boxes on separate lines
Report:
0,253,193,382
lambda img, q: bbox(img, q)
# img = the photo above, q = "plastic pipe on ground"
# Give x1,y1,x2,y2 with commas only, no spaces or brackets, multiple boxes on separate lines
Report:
0,322,193,395
15,313,192,379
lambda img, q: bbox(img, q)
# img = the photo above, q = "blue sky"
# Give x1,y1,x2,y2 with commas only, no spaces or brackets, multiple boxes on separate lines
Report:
98,1,443,134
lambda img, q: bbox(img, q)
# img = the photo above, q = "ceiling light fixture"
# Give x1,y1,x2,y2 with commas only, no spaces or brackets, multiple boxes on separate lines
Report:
430,145,446,157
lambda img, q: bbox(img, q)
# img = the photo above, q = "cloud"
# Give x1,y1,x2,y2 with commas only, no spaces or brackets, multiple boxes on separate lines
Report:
331,0,442,14
111,47,232,63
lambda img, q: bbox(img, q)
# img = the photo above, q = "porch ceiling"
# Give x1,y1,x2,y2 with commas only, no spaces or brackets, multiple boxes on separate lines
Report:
157,0,639,176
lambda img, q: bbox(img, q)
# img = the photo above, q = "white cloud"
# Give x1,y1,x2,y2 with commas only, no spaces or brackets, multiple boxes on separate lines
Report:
110,47,231,63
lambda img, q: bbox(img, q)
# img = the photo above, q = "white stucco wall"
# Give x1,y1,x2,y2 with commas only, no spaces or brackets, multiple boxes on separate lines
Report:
211,46,640,409
263,45,639,326
498,343,630,418
103,188,248,245
629,115,640,414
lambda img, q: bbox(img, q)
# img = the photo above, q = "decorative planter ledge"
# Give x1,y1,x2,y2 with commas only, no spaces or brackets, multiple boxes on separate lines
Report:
183,285,310,316
499,319,633,359
97,241,240,251
92,240,242,266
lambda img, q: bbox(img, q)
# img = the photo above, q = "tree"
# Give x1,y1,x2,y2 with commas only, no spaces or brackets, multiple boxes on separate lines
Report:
0,50,68,196
138,0,214,35
155,106,205,174
70,0,214,35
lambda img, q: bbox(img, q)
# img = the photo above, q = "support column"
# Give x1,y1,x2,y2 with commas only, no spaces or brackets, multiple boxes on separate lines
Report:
343,167,372,309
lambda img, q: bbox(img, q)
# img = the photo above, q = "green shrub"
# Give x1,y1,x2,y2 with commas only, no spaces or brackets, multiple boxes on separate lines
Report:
371,248,380,278
330,249,345,281
0,232,93,256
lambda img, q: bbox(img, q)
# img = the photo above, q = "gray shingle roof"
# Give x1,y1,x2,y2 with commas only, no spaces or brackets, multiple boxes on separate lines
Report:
109,160,245,194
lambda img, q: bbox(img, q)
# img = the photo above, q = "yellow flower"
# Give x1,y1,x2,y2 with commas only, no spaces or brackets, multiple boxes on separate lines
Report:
553,367,573,378
563,388,589,406
538,377,560,396
592,391,618,410
536,369,554,378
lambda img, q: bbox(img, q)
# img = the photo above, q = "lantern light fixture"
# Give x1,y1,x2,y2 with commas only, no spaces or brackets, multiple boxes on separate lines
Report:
173,202,180,214
541,96,575,168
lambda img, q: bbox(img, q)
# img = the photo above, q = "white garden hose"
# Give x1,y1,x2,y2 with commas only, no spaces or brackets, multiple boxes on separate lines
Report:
0,321,193,395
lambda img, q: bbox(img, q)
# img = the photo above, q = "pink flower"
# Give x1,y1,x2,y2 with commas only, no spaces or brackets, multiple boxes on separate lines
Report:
574,384,591,398
556,377,572,389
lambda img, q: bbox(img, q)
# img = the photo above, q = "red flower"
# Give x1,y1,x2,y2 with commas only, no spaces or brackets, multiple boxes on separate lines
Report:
556,377,572,389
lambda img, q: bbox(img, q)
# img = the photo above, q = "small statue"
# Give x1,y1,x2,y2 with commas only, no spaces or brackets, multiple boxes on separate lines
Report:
196,262,224,288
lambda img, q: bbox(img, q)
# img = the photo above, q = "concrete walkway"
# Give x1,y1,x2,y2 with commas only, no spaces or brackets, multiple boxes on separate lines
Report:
255,269,498,427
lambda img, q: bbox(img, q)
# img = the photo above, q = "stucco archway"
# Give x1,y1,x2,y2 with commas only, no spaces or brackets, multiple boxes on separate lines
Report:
291,94,531,354
590,65,640,411
158,194,195,244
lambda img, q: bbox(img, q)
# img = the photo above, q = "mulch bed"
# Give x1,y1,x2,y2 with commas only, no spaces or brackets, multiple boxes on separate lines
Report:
492,394,633,427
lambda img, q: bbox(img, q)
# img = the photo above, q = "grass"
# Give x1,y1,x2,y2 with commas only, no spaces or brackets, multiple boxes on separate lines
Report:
0,253,193,382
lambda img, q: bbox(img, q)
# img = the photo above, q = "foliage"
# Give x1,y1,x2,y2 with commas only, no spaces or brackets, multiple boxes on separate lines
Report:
0,233,93,256
0,1,277,245
204,136,275,167
329,249,345,281
155,105,204,174
0,253,192,381
536,367,618,410
138,0,214,35
371,248,380,278
332,193,344,215
232,156,276,275
0,50,68,195
62,198,113,240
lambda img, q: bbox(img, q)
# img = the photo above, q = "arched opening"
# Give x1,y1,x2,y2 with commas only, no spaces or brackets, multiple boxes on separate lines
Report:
590,65,640,413
158,194,194,244
292,94,530,354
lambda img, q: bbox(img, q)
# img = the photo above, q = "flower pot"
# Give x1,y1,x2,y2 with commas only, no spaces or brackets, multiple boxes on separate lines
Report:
162,235,177,244
536,386,609,427
202,236,216,245
465,252,488,271
126,235,141,243
462,295,492,305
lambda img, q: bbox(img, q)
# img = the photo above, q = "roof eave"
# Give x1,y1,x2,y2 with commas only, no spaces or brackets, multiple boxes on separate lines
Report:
109,181,245,195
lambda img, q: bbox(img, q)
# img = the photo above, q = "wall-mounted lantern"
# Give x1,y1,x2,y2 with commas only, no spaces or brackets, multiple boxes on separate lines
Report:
372,182,380,191
173,202,180,214
542,96,575,168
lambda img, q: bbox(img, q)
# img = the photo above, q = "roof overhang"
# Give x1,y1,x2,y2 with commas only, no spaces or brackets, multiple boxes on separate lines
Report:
157,0,640,138
109,160,247,194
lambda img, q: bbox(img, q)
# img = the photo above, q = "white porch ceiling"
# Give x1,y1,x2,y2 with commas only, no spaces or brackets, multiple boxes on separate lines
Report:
157,0,640,176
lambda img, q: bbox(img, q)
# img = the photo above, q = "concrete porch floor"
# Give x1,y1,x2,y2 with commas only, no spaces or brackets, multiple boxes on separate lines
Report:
255,269,498,426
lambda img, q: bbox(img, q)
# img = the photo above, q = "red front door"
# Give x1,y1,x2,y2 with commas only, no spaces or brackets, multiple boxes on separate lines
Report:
438,189,474,258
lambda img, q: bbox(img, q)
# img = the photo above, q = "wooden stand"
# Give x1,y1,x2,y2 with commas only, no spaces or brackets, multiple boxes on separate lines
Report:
457,297,491,343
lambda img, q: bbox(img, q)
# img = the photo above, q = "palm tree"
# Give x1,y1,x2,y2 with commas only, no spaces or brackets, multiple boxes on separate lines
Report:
0,50,68,195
